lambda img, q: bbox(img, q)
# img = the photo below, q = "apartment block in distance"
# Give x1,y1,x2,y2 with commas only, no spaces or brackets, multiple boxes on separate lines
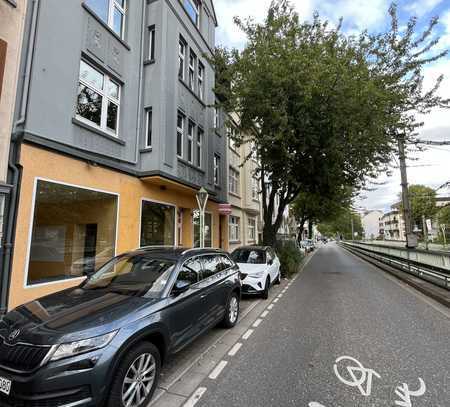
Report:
5,0,228,310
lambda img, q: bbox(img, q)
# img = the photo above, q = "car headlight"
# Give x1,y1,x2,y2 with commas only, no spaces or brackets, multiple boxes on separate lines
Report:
50,331,118,361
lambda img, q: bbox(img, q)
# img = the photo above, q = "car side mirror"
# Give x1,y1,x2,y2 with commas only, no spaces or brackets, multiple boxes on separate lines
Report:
172,280,191,296
268,259,273,265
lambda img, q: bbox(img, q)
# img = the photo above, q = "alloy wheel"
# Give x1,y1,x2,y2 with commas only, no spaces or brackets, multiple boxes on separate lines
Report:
122,353,156,407
229,296,239,323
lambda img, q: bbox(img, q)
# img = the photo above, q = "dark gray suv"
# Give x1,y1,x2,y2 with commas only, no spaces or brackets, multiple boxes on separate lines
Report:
0,247,242,407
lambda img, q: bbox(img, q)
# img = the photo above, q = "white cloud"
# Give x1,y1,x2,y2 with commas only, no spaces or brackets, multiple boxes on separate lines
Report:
404,0,444,17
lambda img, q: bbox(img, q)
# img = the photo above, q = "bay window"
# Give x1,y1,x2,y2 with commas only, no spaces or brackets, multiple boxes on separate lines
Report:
178,39,186,80
189,51,196,91
177,112,184,158
198,62,204,100
196,128,203,168
229,167,240,195
182,0,200,27
248,218,256,241
77,60,121,135
187,120,195,163
214,154,220,186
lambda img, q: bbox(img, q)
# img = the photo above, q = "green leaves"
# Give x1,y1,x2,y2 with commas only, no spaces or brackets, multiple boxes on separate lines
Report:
212,0,449,244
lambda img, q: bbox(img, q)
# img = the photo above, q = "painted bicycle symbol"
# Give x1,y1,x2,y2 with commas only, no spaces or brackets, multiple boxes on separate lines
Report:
333,355,381,396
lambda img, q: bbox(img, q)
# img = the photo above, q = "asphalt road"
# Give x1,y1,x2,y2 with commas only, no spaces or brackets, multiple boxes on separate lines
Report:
192,243,450,407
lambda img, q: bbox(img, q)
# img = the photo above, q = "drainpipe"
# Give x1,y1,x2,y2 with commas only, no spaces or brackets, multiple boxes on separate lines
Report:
0,0,39,315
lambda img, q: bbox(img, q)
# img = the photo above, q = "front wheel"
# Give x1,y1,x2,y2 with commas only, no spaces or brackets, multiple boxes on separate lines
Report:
275,271,281,285
107,342,161,407
261,277,270,299
222,292,240,328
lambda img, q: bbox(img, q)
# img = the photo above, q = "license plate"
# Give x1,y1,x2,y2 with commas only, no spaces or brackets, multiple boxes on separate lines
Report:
0,377,11,396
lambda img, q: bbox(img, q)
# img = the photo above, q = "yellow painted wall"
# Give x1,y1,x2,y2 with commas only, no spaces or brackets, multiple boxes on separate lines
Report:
9,144,227,309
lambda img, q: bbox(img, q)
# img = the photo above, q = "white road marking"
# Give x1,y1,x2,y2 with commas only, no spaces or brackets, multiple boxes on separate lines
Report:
395,378,426,407
261,310,269,318
268,304,274,310
333,355,380,397
278,294,283,298
228,342,242,357
208,360,228,380
253,318,263,328
273,298,279,303
242,329,254,340
309,403,326,407
183,387,207,407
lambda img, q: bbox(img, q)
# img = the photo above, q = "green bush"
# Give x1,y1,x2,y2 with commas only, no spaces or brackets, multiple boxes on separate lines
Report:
275,240,304,278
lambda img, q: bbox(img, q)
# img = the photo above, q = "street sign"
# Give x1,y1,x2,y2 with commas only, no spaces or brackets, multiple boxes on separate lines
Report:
218,204,232,215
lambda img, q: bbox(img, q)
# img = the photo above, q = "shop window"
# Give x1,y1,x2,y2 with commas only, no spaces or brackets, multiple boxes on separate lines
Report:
141,200,176,246
27,180,117,285
193,210,212,247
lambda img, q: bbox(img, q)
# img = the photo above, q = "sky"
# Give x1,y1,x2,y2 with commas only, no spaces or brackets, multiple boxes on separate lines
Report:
213,0,450,212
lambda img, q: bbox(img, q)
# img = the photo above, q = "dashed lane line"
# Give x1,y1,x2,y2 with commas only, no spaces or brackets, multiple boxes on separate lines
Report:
261,310,269,318
268,304,274,310
242,329,254,340
253,318,263,328
228,342,242,357
208,360,228,380
183,387,207,407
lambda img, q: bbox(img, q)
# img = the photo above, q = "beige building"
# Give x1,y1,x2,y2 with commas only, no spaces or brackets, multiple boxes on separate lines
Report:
380,209,406,241
0,0,26,313
227,116,262,252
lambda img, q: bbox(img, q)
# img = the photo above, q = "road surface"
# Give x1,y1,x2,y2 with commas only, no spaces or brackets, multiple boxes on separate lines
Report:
191,243,450,407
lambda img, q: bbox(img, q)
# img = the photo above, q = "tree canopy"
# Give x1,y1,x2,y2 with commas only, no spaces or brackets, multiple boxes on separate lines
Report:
400,184,437,227
214,0,449,244
317,209,363,240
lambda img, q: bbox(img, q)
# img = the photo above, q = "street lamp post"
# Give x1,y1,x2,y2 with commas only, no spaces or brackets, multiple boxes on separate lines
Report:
196,187,209,249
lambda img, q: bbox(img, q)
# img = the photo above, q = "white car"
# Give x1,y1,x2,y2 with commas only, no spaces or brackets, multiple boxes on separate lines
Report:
231,246,281,299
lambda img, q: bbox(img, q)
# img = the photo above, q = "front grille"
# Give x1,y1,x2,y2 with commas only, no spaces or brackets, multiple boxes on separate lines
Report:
0,337,50,372
0,385,91,407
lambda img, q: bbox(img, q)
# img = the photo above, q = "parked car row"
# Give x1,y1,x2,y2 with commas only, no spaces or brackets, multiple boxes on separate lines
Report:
0,245,281,407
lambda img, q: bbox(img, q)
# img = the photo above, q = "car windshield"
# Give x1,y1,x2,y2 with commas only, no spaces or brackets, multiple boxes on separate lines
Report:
232,249,266,264
81,253,175,297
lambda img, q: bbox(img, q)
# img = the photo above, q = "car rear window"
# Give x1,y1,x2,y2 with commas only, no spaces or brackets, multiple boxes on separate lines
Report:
231,249,266,264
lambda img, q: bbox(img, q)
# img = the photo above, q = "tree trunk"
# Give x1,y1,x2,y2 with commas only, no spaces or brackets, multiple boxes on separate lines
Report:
308,221,313,239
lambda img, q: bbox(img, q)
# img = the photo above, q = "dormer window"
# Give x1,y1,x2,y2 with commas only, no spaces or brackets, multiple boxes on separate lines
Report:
183,0,200,27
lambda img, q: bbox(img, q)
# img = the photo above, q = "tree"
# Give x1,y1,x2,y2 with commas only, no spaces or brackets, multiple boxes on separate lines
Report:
399,184,437,228
437,205,450,226
291,188,353,239
317,209,363,240
214,0,449,245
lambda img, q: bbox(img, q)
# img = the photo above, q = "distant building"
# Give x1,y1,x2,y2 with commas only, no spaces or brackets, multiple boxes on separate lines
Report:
381,208,406,241
361,210,383,240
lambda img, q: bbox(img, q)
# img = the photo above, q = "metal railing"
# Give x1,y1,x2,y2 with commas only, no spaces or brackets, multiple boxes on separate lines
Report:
340,241,450,291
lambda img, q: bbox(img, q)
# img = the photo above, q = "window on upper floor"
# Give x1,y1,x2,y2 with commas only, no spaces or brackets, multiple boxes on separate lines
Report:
252,175,259,200
214,107,219,129
228,126,239,152
177,112,184,158
187,120,195,163
189,51,197,91
178,39,186,80
85,0,126,38
148,26,156,61
76,60,121,136
214,154,221,186
145,108,152,148
196,128,203,168
229,167,240,195
198,62,204,101
182,0,200,28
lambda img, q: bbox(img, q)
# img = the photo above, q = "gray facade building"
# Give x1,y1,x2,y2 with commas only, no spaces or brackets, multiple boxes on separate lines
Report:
5,0,230,309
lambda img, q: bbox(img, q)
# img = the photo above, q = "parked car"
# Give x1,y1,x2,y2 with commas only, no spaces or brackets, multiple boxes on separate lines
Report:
231,246,281,299
0,247,242,407
300,240,314,253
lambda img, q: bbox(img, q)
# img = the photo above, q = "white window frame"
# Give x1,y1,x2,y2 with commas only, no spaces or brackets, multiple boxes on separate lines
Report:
145,108,152,148
198,62,204,100
183,0,200,28
248,218,256,241
179,40,186,80
139,198,178,248
187,120,195,164
189,51,196,91
177,112,184,158
229,216,240,242
252,175,259,200
148,26,156,61
108,0,126,38
23,177,120,289
77,60,121,137
213,107,219,129
196,127,203,168
214,154,220,186
229,167,240,195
